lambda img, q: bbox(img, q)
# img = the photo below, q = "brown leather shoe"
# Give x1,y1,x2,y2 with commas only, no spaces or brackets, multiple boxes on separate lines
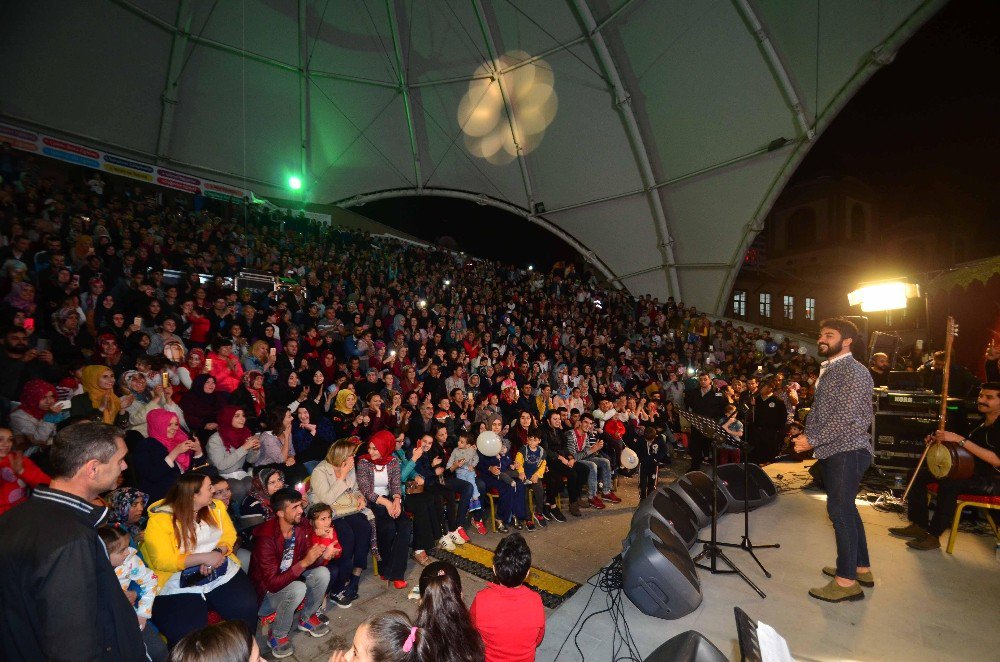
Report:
808,579,864,603
578,498,592,509
569,502,582,517
888,523,926,539
906,532,941,551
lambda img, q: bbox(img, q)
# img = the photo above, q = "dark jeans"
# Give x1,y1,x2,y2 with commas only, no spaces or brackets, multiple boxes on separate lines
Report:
638,460,658,500
907,467,997,536
151,570,258,647
371,503,412,581
331,513,371,594
428,476,473,531
406,490,445,551
543,459,588,506
820,449,872,581
482,474,527,522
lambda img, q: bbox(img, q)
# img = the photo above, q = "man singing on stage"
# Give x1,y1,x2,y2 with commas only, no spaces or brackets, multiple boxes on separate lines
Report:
793,318,874,603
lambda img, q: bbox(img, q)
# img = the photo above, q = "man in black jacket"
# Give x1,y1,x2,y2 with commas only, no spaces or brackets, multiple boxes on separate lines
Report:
0,422,146,661
684,373,727,472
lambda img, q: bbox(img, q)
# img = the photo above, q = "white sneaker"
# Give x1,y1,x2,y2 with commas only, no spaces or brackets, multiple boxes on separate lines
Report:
439,534,456,551
448,530,467,546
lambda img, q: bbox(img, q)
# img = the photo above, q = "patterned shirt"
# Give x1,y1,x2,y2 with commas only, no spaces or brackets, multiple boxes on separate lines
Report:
805,353,874,460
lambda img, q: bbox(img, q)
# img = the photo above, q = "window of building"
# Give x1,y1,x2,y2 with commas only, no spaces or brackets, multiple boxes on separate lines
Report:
786,208,817,249
732,290,746,317
759,292,771,318
783,295,795,319
805,297,815,321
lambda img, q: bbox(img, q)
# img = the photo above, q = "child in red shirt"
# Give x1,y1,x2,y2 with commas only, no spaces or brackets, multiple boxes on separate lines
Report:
470,533,545,662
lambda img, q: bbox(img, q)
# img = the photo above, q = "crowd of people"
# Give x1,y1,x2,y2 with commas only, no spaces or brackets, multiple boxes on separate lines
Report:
0,153,826,660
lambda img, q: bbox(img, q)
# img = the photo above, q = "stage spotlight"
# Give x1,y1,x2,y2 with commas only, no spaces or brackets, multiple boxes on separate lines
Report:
288,176,302,190
848,281,920,312
527,265,534,271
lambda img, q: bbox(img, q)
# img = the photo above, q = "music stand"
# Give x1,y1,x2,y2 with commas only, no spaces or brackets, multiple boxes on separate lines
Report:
685,411,766,598
722,403,780,579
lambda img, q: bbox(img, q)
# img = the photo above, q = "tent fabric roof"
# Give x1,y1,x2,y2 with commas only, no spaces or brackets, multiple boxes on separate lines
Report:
0,0,944,311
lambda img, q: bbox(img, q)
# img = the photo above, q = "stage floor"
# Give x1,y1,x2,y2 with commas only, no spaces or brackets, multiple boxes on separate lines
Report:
538,462,1000,662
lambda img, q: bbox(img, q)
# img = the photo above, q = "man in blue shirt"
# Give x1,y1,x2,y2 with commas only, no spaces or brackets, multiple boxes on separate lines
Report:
793,318,874,603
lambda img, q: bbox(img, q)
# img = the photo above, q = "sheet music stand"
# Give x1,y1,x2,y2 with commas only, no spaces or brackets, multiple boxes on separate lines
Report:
685,411,766,598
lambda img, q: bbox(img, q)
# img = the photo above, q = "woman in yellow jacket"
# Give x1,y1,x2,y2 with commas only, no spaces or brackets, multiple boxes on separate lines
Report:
140,472,259,646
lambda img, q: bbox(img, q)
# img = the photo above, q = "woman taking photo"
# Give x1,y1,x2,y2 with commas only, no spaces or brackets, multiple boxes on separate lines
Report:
142,473,258,647
356,430,412,590
133,409,205,502
309,439,375,607
329,388,362,440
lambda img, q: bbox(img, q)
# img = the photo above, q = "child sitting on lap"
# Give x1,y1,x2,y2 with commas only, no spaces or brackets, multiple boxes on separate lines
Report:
447,431,482,512
98,525,168,662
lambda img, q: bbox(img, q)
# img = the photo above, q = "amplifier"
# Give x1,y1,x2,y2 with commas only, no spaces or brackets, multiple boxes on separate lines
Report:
872,413,937,472
875,389,941,414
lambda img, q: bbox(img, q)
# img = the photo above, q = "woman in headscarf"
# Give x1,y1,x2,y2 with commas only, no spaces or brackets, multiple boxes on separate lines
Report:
81,364,125,425
9,379,60,451
329,388,361,440
238,465,285,535
132,409,204,502
94,331,125,372
269,369,307,410
355,429,412,590
317,349,338,384
118,369,188,438
178,347,206,390
3,281,36,315
228,370,267,431
49,307,91,366
205,406,260,505
105,486,150,547
179,374,226,435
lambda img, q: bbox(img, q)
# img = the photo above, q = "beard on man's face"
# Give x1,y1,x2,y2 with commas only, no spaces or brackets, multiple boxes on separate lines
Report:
6,342,29,355
817,339,844,357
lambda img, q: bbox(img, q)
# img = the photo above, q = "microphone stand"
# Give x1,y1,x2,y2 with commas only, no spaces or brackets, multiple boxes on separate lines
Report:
713,400,779,578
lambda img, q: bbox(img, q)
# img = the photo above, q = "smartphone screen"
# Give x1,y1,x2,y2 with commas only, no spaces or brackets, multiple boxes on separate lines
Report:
134,316,142,327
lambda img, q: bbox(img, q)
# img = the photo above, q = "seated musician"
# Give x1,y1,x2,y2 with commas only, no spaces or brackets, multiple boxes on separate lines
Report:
917,350,980,398
890,382,1000,551
868,352,890,388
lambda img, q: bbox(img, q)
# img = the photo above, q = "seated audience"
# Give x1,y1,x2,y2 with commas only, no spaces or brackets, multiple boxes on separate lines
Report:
206,406,260,504
249,487,332,659
0,425,49,515
141,473,258,647
132,409,205,502
356,430,412,589
308,438,374,606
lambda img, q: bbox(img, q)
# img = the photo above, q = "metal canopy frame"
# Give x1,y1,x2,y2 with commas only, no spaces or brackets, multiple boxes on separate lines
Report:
44,0,944,312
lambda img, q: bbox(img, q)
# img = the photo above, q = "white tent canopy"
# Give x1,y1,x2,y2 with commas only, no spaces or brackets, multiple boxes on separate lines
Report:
0,0,943,312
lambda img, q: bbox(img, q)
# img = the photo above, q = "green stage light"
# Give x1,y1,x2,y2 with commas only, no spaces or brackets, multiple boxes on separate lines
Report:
288,176,302,190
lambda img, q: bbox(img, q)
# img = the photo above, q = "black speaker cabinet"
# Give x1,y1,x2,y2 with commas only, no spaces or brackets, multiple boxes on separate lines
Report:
630,488,699,549
668,471,729,528
715,463,777,512
622,517,702,620
873,412,938,472
643,630,728,662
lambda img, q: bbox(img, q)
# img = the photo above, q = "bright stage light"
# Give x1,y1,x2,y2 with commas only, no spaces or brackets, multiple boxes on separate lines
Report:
288,176,302,190
444,279,451,286
847,281,920,312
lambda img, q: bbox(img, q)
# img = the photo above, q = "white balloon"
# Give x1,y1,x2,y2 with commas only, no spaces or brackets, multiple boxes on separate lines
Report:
476,431,502,457
620,447,639,470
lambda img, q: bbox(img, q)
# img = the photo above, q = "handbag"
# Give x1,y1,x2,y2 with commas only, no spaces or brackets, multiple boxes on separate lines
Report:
331,488,364,518
404,479,424,495
179,558,229,588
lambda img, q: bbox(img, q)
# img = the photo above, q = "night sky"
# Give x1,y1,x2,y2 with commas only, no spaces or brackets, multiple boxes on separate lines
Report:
353,0,1000,269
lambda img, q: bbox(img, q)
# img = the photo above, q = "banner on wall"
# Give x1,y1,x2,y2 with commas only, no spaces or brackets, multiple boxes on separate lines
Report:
0,121,257,203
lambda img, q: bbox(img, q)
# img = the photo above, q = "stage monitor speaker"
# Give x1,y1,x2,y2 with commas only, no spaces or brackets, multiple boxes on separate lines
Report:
715,464,778,512
668,471,729,528
629,488,699,549
643,630,728,662
623,518,702,620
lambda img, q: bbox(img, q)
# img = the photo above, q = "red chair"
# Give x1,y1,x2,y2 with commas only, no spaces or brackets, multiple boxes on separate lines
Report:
927,483,1000,554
